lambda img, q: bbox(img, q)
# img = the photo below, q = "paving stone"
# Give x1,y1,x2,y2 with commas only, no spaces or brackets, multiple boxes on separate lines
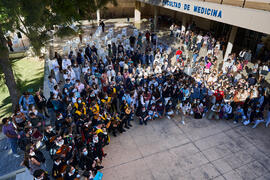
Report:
223,151,254,169
113,159,151,180
189,163,221,179
202,144,232,161
150,170,172,180
212,175,226,180
227,136,253,152
0,138,24,178
235,162,260,180
223,129,243,140
255,173,270,180
175,152,210,171
212,159,233,174
178,119,231,141
174,163,221,180
168,143,200,158
102,167,119,180
143,150,176,173
194,132,232,151
244,161,269,178
223,170,244,180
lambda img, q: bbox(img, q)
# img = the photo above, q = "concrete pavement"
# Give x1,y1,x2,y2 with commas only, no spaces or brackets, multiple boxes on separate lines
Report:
101,115,270,180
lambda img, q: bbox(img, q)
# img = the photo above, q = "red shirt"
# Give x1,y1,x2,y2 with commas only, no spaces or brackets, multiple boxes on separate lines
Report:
214,90,224,101
176,50,182,56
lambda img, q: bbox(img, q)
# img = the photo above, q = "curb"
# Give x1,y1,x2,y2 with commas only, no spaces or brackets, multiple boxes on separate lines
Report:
43,58,50,100
0,168,26,180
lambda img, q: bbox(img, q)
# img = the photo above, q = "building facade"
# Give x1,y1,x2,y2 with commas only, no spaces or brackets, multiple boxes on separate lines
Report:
97,0,270,58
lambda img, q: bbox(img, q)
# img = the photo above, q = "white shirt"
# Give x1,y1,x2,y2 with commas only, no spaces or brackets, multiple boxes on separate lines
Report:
48,79,57,92
51,59,59,72
107,70,116,81
62,59,71,70
82,66,90,75
222,61,233,73
68,69,76,81
211,105,220,112
224,104,232,114
154,66,162,74
76,83,85,93
197,35,203,44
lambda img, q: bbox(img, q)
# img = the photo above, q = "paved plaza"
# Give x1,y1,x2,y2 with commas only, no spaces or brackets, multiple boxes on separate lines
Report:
101,115,270,180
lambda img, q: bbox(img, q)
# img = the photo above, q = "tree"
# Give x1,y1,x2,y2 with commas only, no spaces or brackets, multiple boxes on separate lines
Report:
0,0,117,111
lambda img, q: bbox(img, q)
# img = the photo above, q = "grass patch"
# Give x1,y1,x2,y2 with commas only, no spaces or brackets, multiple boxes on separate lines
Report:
9,52,27,60
0,57,44,120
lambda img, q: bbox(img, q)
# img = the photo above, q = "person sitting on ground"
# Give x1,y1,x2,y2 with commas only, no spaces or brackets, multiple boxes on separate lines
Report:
138,106,149,125
207,102,220,120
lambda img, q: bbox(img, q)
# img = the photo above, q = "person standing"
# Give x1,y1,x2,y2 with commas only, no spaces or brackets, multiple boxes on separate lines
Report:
62,56,72,71
176,47,182,63
2,118,20,157
7,36,14,52
100,21,105,33
50,58,60,83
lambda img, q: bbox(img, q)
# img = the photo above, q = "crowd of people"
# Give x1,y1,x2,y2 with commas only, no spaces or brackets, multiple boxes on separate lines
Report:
2,21,270,180
170,22,270,127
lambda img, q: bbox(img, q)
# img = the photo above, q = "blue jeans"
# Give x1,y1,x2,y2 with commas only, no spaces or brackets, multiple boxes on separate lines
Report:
197,43,202,50
234,114,242,122
8,138,18,154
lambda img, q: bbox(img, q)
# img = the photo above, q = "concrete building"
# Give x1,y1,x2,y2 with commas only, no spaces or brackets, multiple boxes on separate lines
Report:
98,0,270,60
134,0,270,59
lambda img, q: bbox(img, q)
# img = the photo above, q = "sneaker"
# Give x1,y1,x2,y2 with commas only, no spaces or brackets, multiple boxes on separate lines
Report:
243,120,250,126
181,120,185,125
13,154,20,158
167,116,171,119
233,121,237,124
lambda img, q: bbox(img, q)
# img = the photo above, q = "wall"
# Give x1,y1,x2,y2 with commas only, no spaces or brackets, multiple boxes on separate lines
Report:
147,6,211,30
101,0,136,18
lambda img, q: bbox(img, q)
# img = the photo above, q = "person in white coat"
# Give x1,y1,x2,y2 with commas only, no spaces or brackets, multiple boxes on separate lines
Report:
67,66,76,83
107,65,115,82
73,63,81,80
82,63,90,75
62,56,72,70
50,58,60,83
48,76,57,93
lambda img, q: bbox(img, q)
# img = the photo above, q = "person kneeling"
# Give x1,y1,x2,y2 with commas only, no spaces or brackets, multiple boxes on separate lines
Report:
139,107,149,125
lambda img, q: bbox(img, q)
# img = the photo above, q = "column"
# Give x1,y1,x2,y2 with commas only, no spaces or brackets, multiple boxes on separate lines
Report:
154,6,158,32
134,1,141,29
224,26,238,60
96,9,100,24
181,14,187,33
